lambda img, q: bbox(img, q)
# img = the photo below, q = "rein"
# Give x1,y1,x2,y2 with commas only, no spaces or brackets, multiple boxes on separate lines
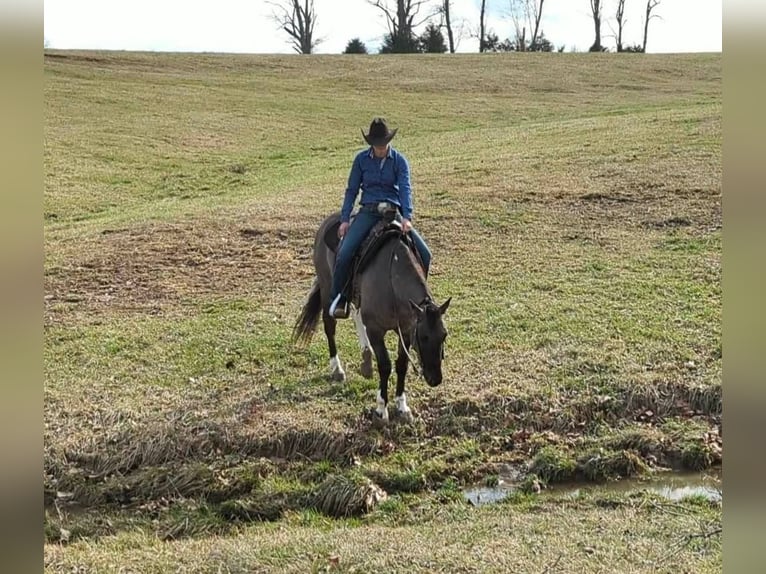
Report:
388,238,425,379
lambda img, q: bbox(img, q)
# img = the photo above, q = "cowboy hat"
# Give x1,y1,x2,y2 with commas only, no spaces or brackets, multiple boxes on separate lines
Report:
362,117,398,146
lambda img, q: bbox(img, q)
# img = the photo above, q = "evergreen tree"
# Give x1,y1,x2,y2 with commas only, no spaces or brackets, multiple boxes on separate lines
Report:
419,23,447,53
379,30,421,53
343,38,368,54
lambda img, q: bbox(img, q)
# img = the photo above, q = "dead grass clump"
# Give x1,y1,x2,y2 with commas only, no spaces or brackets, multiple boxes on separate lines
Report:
63,417,376,481
45,510,118,545
159,501,230,540
68,418,232,477
529,446,577,483
365,467,428,495
577,450,649,481
623,382,722,418
51,461,267,509
675,437,721,471
312,474,387,518
552,394,624,432
605,427,668,459
101,463,215,505
217,494,294,523
48,416,383,512
258,429,374,462
49,468,105,508
684,384,722,416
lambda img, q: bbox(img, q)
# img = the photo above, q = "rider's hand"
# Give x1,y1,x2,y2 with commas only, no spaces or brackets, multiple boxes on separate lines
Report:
401,218,413,233
338,222,349,238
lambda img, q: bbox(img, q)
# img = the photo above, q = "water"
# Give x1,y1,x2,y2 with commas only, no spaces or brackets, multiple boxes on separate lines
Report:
463,470,722,507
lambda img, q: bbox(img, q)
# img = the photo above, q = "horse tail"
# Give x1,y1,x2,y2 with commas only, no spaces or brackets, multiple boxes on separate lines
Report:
292,278,322,346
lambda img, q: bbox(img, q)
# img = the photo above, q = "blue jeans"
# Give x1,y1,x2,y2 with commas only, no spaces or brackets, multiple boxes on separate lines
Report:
330,208,432,300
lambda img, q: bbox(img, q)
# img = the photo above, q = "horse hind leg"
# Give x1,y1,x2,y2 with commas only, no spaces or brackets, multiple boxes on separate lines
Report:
352,307,373,379
322,310,345,382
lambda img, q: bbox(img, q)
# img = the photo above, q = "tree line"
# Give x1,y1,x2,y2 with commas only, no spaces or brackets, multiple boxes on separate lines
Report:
269,0,664,55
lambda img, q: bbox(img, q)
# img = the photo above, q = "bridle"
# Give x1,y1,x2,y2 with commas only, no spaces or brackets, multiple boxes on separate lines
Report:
410,299,446,361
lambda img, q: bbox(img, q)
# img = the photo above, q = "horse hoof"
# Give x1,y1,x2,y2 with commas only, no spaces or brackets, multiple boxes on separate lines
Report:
371,410,389,428
395,409,414,424
359,349,373,379
330,370,346,382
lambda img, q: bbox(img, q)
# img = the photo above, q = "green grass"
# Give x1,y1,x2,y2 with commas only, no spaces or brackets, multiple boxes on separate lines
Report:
45,50,721,572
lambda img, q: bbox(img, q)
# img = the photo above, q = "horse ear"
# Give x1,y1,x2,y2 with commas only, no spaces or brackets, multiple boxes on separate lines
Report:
439,297,452,315
409,299,424,317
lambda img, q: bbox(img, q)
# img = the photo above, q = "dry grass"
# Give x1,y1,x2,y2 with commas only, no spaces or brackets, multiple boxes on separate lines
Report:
44,50,721,570
45,494,721,573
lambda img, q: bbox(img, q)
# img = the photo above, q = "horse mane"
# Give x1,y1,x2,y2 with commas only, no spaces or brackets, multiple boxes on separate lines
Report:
399,235,429,288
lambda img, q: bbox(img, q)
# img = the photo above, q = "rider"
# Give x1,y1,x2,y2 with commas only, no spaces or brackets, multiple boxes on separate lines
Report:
328,117,432,319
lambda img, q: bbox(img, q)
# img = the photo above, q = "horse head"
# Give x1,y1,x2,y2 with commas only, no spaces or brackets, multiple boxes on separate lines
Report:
410,297,451,387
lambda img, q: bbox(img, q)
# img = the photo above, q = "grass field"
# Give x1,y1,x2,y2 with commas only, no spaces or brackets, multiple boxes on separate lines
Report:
44,51,721,572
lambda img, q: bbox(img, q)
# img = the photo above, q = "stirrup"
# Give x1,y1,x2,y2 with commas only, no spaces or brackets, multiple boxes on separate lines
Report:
329,294,350,319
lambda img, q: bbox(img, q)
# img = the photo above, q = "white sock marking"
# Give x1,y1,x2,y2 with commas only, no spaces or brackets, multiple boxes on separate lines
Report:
376,391,387,417
330,355,344,374
395,393,409,413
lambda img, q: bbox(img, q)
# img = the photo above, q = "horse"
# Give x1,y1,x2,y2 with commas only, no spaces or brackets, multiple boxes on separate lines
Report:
293,205,451,424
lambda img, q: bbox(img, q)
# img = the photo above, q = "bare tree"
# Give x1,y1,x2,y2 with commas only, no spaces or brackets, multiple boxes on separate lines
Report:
451,17,471,52
508,1,546,51
588,0,604,52
368,0,433,48
479,0,488,52
614,0,627,52
642,0,662,52
269,0,320,54
438,0,456,53
529,0,545,50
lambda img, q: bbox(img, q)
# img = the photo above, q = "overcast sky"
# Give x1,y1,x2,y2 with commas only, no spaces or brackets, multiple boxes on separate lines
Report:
44,0,722,54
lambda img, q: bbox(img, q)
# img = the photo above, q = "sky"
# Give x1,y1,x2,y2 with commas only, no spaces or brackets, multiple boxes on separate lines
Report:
44,0,722,54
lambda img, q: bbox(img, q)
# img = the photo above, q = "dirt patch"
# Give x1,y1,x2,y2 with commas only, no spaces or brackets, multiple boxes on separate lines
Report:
45,218,316,320
642,216,693,229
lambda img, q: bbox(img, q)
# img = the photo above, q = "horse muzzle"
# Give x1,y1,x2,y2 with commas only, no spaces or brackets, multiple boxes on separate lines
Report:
425,373,443,388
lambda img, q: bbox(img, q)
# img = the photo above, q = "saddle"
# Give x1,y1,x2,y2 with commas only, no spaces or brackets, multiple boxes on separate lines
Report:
323,209,425,306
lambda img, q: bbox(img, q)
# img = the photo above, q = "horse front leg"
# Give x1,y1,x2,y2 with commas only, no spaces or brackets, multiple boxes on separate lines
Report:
394,334,414,423
322,309,345,382
367,329,390,426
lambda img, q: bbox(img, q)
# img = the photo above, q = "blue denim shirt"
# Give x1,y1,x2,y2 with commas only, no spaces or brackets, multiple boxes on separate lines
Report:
340,146,413,223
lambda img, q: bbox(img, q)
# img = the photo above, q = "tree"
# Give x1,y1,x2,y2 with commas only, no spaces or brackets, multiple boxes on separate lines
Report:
437,0,456,53
269,0,320,54
489,30,554,52
368,0,433,53
524,30,554,51
614,0,627,52
588,0,604,52
642,0,662,53
344,38,369,53
478,0,488,52
483,31,501,52
508,1,547,52
419,22,448,52
379,31,421,53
